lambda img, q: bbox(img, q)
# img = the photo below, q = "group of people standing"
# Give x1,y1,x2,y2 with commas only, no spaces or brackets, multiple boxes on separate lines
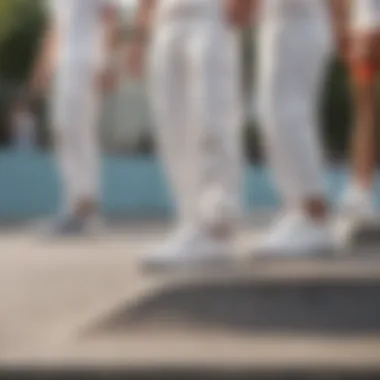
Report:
28,0,380,270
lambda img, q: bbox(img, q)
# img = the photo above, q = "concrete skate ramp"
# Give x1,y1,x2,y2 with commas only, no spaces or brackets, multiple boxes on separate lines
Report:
2,226,380,379
87,257,380,336
36,255,380,379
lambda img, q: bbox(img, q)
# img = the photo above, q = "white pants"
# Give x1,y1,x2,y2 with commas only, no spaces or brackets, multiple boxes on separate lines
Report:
149,17,243,226
351,0,380,32
256,12,332,206
51,60,101,212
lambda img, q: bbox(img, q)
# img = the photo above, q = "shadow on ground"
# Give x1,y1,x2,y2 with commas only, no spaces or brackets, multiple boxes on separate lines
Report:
85,262,380,336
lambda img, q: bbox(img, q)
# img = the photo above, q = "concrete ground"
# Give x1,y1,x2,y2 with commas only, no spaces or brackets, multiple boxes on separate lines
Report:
1,220,380,372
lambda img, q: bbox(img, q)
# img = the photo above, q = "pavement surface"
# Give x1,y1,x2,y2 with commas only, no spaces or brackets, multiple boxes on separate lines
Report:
0,220,380,372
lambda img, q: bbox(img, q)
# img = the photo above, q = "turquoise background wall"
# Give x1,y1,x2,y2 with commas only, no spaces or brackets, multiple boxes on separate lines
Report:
0,150,379,220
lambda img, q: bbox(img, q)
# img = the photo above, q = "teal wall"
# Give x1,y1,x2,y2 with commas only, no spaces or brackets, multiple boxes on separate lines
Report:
0,150,378,220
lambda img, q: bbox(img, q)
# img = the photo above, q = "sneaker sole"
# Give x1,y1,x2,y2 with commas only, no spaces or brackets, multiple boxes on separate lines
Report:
140,252,234,275
251,245,339,262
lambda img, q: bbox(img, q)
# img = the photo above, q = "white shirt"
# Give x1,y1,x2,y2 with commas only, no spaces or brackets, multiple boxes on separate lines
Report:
49,0,115,68
351,0,380,31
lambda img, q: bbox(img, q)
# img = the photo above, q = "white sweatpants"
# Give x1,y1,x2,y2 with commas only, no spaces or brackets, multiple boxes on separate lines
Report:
256,9,332,206
351,0,380,32
149,17,243,226
50,60,101,212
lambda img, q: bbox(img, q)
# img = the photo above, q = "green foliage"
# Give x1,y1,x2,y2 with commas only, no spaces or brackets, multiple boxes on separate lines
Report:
132,131,156,156
243,120,261,164
320,57,353,160
0,0,47,145
0,0,47,83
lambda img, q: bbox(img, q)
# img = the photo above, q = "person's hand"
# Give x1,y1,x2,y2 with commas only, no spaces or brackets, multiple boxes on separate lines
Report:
350,32,380,64
126,40,146,78
29,63,52,97
97,68,118,93
225,0,254,28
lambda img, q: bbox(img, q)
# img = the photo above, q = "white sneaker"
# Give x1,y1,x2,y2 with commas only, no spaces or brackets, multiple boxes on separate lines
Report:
339,184,375,221
336,185,377,246
141,224,233,272
36,213,104,239
252,211,335,259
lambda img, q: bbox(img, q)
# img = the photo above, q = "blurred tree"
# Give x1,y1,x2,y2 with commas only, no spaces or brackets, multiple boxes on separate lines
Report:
243,120,262,163
0,0,47,82
320,58,353,162
133,130,156,156
0,0,47,146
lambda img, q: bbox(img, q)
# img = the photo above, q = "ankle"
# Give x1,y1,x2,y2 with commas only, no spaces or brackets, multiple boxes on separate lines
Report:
348,180,372,195
74,198,98,219
204,219,235,240
302,198,329,222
